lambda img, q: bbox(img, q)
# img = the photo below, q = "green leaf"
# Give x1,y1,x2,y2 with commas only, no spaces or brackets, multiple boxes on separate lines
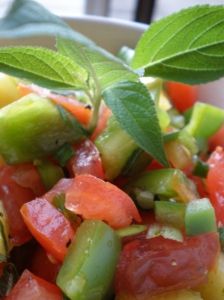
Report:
0,0,93,46
132,5,224,84
103,81,168,166
56,37,138,91
0,46,88,89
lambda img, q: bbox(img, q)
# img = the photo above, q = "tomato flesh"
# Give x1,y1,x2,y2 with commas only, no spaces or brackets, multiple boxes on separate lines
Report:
166,82,197,112
0,166,37,246
6,269,62,300
206,147,224,225
65,174,141,229
21,198,74,262
115,233,219,297
67,139,105,179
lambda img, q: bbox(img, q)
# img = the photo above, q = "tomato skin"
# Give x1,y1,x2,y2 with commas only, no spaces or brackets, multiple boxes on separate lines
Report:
0,166,37,246
115,233,219,297
206,147,224,225
65,174,141,229
166,82,197,112
21,198,74,262
67,139,105,179
6,269,62,300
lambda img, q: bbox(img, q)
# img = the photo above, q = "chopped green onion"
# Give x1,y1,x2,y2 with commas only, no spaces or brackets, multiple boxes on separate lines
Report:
185,198,217,236
54,143,75,167
146,224,183,242
193,157,209,178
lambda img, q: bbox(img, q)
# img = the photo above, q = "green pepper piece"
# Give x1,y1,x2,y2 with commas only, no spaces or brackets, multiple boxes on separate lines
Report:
95,116,138,180
57,220,121,300
0,94,85,164
146,224,183,242
34,159,64,190
127,168,198,202
155,201,186,229
185,102,224,138
185,198,217,236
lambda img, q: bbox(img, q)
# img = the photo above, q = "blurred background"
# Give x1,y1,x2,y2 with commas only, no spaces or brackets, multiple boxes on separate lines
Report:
1,0,224,22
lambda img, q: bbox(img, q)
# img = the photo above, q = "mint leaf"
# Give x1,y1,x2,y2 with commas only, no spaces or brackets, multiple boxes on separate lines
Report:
56,37,137,91
0,47,87,89
133,5,224,84
103,81,168,166
0,0,93,46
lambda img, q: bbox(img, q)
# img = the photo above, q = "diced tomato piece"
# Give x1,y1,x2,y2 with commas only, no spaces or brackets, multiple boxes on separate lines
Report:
209,125,224,151
20,198,74,262
29,246,60,283
166,82,197,112
207,146,224,168
146,160,163,171
0,166,36,246
50,94,92,126
43,178,72,203
206,147,224,225
67,139,105,179
17,83,92,125
11,163,46,196
65,174,141,229
6,269,62,300
115,233,219,297
91,105,112,141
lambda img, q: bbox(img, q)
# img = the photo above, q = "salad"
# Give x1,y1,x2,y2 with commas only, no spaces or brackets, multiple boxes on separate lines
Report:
0,0,224,299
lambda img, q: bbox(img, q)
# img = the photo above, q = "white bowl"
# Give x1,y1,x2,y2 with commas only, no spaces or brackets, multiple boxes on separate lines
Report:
0,15,223,107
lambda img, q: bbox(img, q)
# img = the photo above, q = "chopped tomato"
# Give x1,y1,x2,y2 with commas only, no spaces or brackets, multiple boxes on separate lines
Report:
206,147,224,225
29,246,60,283
0,166,36,246
165,82,197,112
207,146,224,168
115,233,219,297
6,269,62,300
50,94,92,126
209,125,224,151
11,163,46,196
65,174,141,229
43,178,72,203
67,139,105,179
146,160,163,171
91,105,112,141
20,198,74,262
17,83,92,125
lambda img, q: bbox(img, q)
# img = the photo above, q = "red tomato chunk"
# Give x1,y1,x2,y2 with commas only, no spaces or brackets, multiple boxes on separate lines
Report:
21,198,74,262
115,233,219,297
65,174,141,229
67,139,105,179
6,269,63,300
